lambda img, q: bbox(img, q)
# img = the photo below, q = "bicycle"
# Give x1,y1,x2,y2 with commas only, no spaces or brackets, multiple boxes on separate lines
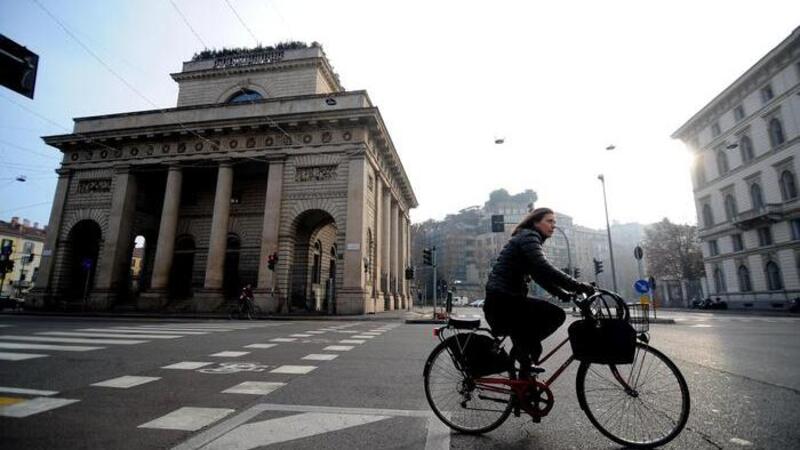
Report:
423,288,690,448
227,294,261,320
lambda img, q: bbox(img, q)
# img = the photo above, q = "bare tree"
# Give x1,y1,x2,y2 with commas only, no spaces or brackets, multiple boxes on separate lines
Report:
643,218,704,280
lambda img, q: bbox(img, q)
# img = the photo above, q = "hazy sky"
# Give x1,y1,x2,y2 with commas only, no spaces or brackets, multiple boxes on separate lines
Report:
1,1,799,230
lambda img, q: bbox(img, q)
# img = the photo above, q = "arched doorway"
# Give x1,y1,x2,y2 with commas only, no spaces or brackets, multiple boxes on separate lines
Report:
170,235,195,298
223,234,241,299
66,220,102,302
290,209,337,313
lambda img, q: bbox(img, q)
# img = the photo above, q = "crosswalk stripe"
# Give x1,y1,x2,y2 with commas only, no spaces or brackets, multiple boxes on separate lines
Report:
162,362,215,370
122,327,234,333
222,382,285,395
199,412,389,449
323,346,354,351
0,335,146,345
0,386,58,396
93,328,209,335
0,352,48,361
92,376,160,389
38,331,178,340
270,338,296,342
302,354,338,361
270,365,316,374
0,397,79,418
244,344,277,349
211,351,250,357
339,339,365,344
139,407,235,431
0,342,103,352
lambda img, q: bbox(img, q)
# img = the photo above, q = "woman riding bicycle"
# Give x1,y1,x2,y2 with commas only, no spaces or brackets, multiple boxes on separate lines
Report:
484,207,594,376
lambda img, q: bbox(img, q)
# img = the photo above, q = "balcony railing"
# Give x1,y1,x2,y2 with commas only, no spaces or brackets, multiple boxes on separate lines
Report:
733,204,784,230
214,50,285,69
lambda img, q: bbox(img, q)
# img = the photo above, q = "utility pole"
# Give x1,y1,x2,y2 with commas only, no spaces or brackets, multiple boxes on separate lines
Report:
432,247,437,319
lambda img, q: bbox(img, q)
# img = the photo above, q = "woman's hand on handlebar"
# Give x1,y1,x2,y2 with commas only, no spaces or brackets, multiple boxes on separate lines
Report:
576,282,596,296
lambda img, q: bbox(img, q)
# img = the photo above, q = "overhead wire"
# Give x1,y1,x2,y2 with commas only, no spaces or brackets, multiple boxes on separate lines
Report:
223,0,260,46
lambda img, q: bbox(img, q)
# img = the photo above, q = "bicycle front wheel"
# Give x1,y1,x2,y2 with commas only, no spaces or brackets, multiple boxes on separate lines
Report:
576,342,690,448
423,337,513,434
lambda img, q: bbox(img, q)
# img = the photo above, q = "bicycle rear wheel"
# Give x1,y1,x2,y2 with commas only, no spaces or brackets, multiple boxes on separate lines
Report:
423,337,513,434
576,342,690,448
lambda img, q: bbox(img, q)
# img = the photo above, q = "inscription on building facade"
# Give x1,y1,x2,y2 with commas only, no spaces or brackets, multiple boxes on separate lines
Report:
295,165,338,182
78,178,112,193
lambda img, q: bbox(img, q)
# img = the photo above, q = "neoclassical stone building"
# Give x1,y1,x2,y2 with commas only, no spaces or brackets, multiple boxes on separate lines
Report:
31,44,417,314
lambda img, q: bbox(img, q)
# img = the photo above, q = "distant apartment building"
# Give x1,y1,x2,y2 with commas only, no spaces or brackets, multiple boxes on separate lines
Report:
0,217,47,298
672,26,800,309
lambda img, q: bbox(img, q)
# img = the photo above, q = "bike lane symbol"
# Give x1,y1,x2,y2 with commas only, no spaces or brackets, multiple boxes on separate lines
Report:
199,362,271,374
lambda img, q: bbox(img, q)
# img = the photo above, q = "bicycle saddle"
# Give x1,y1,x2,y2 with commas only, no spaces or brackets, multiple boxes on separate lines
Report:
448,316,481,330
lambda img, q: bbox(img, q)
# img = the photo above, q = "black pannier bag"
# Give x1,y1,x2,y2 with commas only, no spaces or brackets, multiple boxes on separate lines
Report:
568,319,636,364
447,334,511,377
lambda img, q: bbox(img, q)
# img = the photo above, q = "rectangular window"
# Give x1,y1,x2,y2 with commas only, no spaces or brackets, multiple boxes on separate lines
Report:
22,241,33,254
758,227,773,246
732,233,744,252
711,122,721,137
709,239,719,256
760,84,774,104
734,105,745,122
791,219,800,241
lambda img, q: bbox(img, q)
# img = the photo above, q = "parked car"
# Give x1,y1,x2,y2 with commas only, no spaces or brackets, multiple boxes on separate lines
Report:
0,296,24,311
469,299,484,308
691,297,728,310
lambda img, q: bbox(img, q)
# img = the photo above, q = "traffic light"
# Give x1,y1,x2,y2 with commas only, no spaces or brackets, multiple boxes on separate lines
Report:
593,258,604,275
422,248,432,266
491,215,505,233
0,259,14,274
0,35,39,99
573,268,581,278
405,266,415,280
267,252,278,271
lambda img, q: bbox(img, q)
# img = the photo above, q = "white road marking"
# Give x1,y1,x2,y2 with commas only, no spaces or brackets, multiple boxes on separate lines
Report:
302,354,338,361
730,437,753,446
690,324,713,328
139,407,234,431
211,351,250,357
0,397,79,418
1,335,146,345
270,338,296,342
290,334,312,337
222,382,285,395
352,335,375,339
0,352,48,361
324,346,354,351
244,343,277,349
0,386,58,396
425,414,451,450
363,332,383,335
199,412,389,449
339,339,366,344
270,365,316,374
306,331,326,334
125,327,233,333
0,342,103,352
90,328,208,335
39,331,177,339
92,376,161,389
163,362,215,370
335,330,359,334
0,325,11,328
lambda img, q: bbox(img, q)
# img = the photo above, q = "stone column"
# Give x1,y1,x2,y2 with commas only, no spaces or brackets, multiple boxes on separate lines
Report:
397,208,406,309
256,159,284,312
93,165,138,309
372,179,384,312
381,184,392,310
340,157,368,314
142,164,182,308
197,160,233,309
400,213,409,309
29,168,71,308
390,199,400,310
406,217,413,309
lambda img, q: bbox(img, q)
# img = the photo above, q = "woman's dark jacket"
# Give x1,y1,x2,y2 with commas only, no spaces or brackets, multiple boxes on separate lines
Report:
485,228,581,298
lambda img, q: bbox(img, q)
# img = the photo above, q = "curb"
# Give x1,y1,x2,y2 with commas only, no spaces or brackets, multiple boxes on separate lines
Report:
404,319,448,324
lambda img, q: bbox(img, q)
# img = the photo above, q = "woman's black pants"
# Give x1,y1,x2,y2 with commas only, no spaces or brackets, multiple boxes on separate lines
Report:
483,292,566,370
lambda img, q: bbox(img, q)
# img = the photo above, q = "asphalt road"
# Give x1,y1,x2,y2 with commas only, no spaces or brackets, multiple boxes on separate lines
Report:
0,310,797,449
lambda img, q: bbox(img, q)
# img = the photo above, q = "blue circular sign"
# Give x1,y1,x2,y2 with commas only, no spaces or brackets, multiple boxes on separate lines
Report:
634,279,650,294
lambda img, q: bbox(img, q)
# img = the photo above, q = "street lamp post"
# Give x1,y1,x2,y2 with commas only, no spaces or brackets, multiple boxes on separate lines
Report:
597,173,619,292
554,226,572,277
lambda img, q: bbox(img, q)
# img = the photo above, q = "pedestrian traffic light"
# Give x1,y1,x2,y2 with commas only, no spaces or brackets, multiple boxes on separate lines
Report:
593,258,604,275
267,252,278,271
422,248,432,266
0,259,14,274
573,268,581,279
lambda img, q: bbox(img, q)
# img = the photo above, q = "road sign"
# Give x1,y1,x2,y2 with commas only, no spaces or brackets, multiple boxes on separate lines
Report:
634,246,643,260
639,295,650,304
634,279,650,294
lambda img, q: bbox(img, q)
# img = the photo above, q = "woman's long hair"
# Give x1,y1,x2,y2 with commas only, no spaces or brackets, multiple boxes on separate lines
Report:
512,207,554,236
